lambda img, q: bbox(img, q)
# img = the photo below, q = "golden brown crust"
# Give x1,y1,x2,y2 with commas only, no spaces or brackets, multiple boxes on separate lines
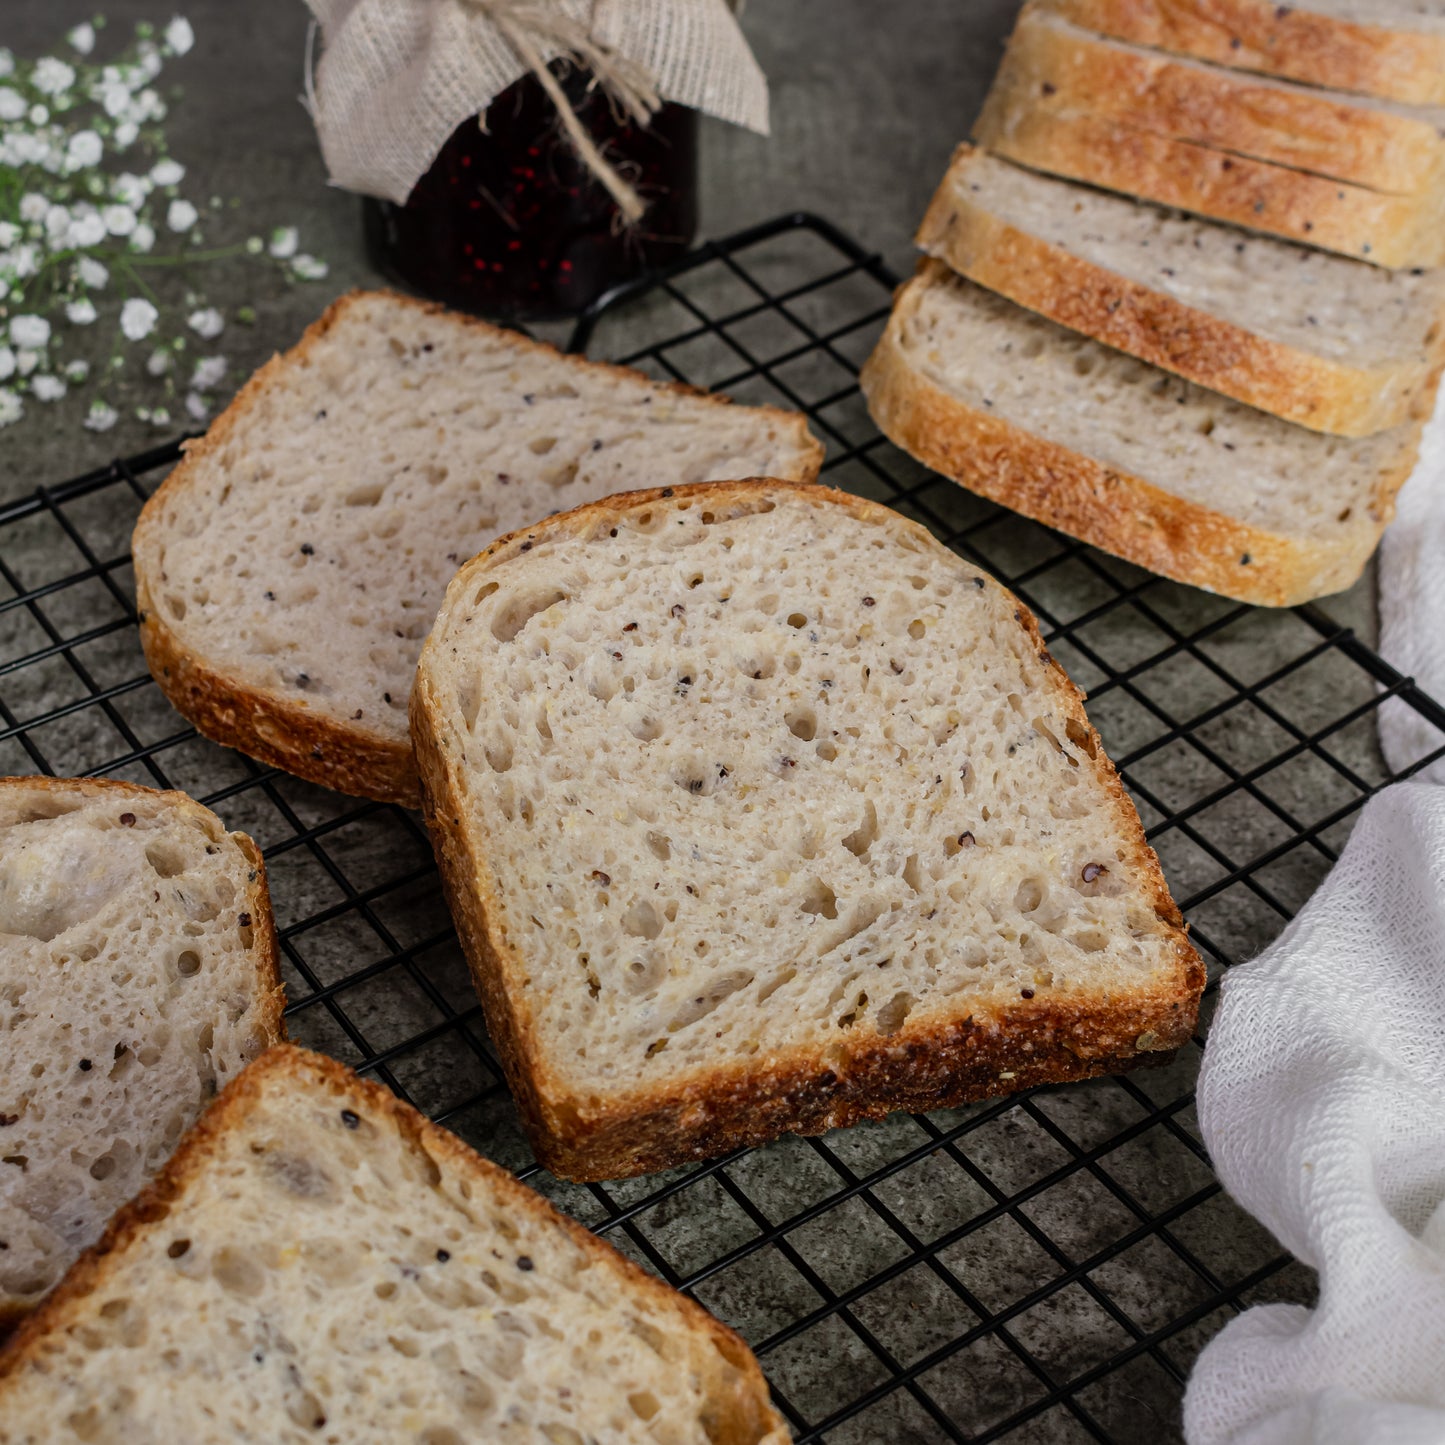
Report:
411,479,1203,1181
974,101,1445,270
1043,0,1445,106
996,4,1445,194
860,265,1421,607
0,1046,787,1444
131,288,824,809
920,145,1445,437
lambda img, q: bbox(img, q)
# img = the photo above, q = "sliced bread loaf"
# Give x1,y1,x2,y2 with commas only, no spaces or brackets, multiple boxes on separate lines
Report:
0,1045,789,1444
918,145,1445,435
1040,0,1445,106
410,480,1202,1182
984,5,1445,196
0,777,282,1332
132,291,824,808
860,262,1422,606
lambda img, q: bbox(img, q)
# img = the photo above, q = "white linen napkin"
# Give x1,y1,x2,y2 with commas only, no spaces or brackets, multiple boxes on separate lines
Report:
1182,782,1445,1443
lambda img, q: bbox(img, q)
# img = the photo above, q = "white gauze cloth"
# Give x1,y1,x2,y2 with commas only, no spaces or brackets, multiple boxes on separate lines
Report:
1183,781,1445,1444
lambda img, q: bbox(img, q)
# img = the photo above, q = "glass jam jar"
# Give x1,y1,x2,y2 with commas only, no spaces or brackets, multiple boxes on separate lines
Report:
363,65,698,321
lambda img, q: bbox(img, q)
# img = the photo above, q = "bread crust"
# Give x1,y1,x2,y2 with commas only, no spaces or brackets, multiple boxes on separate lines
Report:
0,775,286,1337
920,145,1445,437
0,1045,789,1445
131,289,824,809
995,4,1445,195
860,264,1420,607
1042,0,1445,106
411,479,1204,1182
974,102,1445,269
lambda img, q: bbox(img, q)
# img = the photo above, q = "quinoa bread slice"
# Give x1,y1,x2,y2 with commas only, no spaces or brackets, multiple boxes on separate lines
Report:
985,5,1445,196
860,263,1422,606
0,1045,789,1444
918,146,1445,436
132,290,824,808
1040,0,1445,106
0,776,283,1333
410,479,1203,1182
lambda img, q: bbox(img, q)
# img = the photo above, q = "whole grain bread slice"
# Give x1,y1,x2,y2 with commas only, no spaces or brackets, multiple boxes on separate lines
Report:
986,5,1445,195
861,263,1422,606
0,776,282,1334
0,1045,789,1445
1040,0,1445,106
973,99,1445,268
410,479,1202,1182
132,290,823,808
919,145,1445,435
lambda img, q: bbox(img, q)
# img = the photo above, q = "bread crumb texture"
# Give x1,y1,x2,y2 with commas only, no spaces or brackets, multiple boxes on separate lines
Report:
0,779,279,1318
135,293,821,753
0,1048,787,1444
421,486,1191,1103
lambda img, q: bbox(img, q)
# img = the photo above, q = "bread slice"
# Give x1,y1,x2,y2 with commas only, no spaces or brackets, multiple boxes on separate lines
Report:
132,291,824,808
861,262,1423,606
985,5,1445,196
0,1045,789,1444
918,145,1445,436
1040,0,1445,107
974,65,1445,269
0,776,283,1333
410,480,1203,1182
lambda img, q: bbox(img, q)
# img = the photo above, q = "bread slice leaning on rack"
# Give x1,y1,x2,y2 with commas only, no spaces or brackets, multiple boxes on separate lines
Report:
1039,0,1445,107
918,146,1445,436
0,1046,790,1445
132,290,824,808
0,776,283,1334
861,262,1422,606
411,479,1203,1182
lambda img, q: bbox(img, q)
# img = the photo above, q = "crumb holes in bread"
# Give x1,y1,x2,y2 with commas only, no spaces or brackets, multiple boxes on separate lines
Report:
344,481,385,507
875,991,915,1035
211,1246,266,1297
528,436,557,455
842,800,878,857
621,900,662,940
786,709,817,742
145,841,187,879
491,589,567,644
801,879,838,919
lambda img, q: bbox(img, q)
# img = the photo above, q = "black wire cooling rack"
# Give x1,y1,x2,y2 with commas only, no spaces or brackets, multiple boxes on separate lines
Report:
5,213,1445,1443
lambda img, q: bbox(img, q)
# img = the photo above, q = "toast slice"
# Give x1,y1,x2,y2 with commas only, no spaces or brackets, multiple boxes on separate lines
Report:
1040,0,1445,106
0,777,282,1332
985,6,1445,196
861,263,1422,606
0,1046,789,1444
974,73,1445,268
410,480,1203,1182
132,291,824,808
919,145,1445,436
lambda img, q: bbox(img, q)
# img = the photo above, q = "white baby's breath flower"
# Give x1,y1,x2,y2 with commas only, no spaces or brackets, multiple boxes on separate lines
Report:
44,205,71,243
0,88,23,122
0,223,16,249
130,222,155,254
164,17,195,56
268,226,299,259
18,194,47,225
65,359,89,382
66,129,103,169
245,235,263,255
137,42,163,81
290,254,329,282
9,315,50,349
184,391,208,422
0,348,14,381
31,374,66,403
77,256,109,289
68,23,96,56
28,104,49,127
6,244,39,279
32,58,76,97
0,390,23,428
150,158,184,188
102,204,137,237
135,89,166,122
113,121,139,148
191,355,226,390
120,297,158,341
67,210,106,248
0,49,14,78
111,172,149,208
146,347,172,377
66,298,97,326
16,350,38,377
84,399,118,432
187,307,223,340
167,199,198,233
149,405,170,427
100,82,130,118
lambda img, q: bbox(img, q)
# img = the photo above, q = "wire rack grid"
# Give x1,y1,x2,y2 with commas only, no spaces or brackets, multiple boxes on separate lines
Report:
4,214,1445,1444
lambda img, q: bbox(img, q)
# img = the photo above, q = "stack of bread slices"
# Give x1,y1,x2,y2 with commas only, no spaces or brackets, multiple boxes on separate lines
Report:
863,0,1445,607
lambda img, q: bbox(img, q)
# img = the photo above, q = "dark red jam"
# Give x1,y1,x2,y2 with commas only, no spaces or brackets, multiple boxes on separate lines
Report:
363,67,698,321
